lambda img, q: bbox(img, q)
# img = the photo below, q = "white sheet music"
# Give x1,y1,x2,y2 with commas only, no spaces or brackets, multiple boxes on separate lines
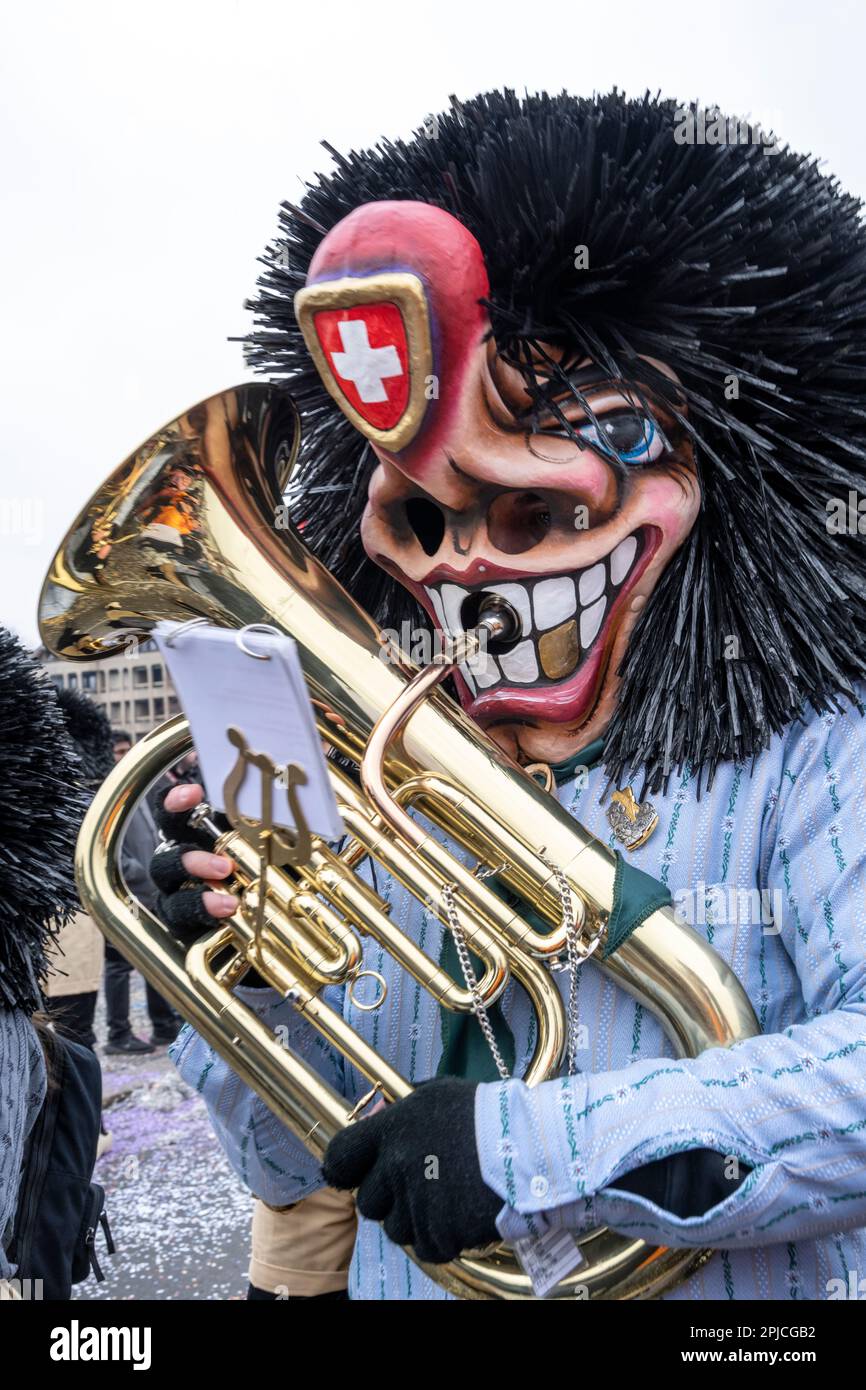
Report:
154,622,344,841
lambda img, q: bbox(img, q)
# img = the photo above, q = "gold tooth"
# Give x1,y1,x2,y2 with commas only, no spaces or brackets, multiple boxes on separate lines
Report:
538,619,580,680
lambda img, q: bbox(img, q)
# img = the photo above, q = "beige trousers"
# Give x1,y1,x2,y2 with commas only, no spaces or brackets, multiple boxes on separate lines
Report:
249,1188,357,1297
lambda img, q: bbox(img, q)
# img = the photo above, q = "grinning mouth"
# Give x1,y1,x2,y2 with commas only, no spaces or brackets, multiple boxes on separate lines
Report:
417,527,656,726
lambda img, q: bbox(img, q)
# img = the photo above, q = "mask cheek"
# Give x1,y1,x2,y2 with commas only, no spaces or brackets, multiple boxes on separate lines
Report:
628,469,700,545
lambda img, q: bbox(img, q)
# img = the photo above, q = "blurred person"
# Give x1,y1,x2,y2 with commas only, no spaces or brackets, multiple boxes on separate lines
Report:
104,730,180,1052
164,749,200,788
43,689,114,1053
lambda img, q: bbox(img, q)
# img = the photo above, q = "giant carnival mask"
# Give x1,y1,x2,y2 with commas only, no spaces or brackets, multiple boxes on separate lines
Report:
246,91,866,792
295,201,700,766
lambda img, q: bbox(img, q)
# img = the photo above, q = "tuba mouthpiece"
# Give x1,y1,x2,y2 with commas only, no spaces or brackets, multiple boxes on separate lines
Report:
472,593,522,653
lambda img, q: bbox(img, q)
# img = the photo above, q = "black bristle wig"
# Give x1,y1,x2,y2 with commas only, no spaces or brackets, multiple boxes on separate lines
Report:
244,89,866,791
55,686,115,788
0,631,88,1011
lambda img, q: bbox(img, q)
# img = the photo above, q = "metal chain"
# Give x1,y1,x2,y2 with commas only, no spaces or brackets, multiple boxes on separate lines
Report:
441,881,511,1081
441,856,603,1083
542,856,583,1076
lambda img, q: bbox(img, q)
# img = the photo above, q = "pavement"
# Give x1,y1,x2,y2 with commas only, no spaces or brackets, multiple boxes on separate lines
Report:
72,975,254,1301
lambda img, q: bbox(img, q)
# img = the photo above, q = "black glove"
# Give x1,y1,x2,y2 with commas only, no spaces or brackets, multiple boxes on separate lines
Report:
612,1149,749,1217
149,790,233,943
322,1078,502,1264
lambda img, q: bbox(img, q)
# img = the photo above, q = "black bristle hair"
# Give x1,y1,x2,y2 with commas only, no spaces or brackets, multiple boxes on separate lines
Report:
0,631,88,1012
55,686,115,787
244,89,866,791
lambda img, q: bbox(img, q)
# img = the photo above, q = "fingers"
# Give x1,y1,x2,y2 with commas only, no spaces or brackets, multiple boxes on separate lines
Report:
151,840,238,930
159,885,236,939
412,1231,458,1266
355,1171,393,1224
201,889,239,918
155,782,214,848
322,1111,388,1190
164,782,204,814
150,843,233,895
383,1208,414,1248
181,849,233,882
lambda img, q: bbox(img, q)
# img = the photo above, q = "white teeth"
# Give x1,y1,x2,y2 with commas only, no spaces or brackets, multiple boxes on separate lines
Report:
484,582,532,638
426,533,637,695
610,535,637,587
440,583,466,635
532,576,576,630
425,586,447,630
459,664,477,696
465,650,500,688
578,563,606,606
580,596,606,649
498,639,539,684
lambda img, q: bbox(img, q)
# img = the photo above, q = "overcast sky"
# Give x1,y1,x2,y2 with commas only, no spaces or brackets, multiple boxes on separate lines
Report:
3,0,865,647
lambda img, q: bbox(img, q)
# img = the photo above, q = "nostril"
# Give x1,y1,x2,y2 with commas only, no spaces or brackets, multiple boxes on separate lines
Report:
404,497,446,557
487,491,551,554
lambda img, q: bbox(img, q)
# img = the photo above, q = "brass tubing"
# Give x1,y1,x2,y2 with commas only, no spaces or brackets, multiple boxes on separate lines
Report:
362,667,579,961
333,777,566,1085
243,883,362,987
76,719,356,1163
217,764,514,1015
361,658,459,854
214,830,362,986
331,770,511,1009
310,845,507,1011
396,772,591,953
205,917,411,1105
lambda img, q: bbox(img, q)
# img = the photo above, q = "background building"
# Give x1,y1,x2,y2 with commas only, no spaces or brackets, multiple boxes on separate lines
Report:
37,639,180,740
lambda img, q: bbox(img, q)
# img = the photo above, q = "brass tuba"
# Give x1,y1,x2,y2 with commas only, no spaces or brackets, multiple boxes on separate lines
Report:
39,385,758,1299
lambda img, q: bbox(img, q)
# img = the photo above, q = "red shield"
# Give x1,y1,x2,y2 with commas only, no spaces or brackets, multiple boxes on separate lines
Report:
312,302,409,433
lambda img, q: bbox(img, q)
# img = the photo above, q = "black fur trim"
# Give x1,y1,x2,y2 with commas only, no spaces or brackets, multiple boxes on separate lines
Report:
55,686,114,787
0,630,87,1011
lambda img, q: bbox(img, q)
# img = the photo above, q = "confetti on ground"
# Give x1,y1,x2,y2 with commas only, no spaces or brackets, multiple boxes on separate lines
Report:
73,976,254,1301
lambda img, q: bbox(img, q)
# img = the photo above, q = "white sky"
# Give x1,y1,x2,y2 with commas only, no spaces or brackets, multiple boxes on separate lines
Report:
3,0,865,646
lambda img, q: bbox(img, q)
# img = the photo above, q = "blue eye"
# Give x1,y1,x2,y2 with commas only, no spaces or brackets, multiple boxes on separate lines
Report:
577,412,665,466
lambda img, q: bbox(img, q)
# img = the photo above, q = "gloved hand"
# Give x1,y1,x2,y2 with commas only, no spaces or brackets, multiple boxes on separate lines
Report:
612,1148,749,1217
149,781,240,942
322,1078,502,1264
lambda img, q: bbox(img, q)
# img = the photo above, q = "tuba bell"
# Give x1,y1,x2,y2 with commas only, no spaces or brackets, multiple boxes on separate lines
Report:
38,384,758,1299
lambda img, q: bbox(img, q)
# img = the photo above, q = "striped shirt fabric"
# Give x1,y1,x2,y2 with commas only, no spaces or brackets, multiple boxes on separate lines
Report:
0,1009,47,1280
173,689,866,1300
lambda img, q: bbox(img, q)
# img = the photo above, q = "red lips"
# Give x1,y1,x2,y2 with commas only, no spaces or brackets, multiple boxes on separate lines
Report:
400,528,660,728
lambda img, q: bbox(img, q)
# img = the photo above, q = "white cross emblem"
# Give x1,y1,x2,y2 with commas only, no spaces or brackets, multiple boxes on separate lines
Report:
330,320,403,403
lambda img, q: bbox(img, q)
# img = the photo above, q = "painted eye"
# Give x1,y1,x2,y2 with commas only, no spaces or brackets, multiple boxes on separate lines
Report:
578,411,666,466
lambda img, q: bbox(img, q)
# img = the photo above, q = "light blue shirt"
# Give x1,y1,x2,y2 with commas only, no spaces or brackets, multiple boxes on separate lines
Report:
173,689,866,1300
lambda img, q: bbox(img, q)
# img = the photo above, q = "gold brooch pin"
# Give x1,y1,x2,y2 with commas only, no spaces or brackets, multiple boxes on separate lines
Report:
606,786,659,851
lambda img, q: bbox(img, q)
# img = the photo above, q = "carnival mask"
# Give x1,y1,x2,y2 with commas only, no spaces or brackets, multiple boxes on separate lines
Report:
296,200,700,765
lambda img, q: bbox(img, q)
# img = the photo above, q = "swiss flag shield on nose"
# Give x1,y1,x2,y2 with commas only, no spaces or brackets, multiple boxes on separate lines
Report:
313,303,409,431
295,271,433,452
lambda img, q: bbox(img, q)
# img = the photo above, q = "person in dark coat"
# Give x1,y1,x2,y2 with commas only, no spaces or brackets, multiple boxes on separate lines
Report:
103,730,180,1051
